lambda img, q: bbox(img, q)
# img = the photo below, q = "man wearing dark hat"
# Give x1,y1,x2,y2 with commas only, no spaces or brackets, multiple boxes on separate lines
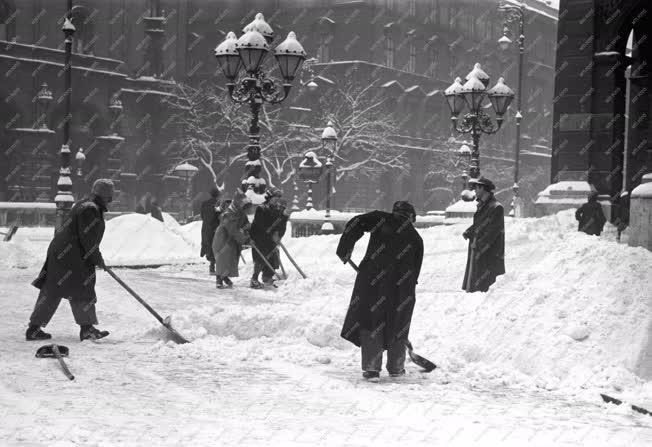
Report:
462,176,505,293
336,201,424,382
200,186,221,274
26,178,113,341
575,190,606,236
249,188,290,288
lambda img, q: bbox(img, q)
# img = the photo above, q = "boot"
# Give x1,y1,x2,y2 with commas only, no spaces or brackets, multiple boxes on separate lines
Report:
79,325,109,341
222,277,233,288
389,369,406,378
250,278,263,289
26,325,52,341
216,277,225,289
209,261,215,275
362,371,380,383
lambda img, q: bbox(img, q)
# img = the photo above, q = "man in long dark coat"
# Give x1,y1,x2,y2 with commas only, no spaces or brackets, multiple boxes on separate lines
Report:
336,201,424,382
200,186,221,274
26,179,113,341
575,191,606,236
462,177,505,293
249,188,289,288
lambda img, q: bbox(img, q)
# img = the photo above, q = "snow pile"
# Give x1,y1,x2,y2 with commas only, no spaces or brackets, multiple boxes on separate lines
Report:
102,214,198,266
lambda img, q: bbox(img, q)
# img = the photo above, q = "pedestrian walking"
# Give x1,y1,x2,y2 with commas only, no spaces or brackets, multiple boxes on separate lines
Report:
575,191,607,236
212,190,252,289
200,186,221,274
26,179,113,342
249,188,290,289
462,177,505,293
336,201,424,382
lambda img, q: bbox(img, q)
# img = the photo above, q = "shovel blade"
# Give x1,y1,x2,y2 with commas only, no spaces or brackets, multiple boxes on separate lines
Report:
163,316,189,344
35,344,69,358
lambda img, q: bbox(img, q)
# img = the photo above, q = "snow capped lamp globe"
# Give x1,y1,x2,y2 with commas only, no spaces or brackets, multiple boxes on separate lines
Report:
321,121,338,234
299,151,323,210
75,147,85,177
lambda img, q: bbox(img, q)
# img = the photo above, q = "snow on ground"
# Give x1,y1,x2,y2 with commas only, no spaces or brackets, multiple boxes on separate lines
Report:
1,209,651,446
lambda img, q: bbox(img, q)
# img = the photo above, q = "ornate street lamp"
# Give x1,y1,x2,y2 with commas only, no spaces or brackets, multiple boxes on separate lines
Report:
444,63,514,185
499,1,526,217
75,147,85,177
457,143,473,200
174,161,199,223
54,6,76,231
35,83,53,130
298,151,323,210
321,120,337,234
108,94,123,136
214,14,306,198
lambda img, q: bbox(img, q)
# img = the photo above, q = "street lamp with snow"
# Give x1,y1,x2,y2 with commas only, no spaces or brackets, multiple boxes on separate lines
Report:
298,151,323,210
321,121,337,234
174,162,199,223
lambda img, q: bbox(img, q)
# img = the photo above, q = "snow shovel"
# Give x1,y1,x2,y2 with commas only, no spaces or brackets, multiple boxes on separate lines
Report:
250,241,283,282
347,259,437,373
276,248,288,280
277,241,307,279
36,344,74,381
105,267,189,344
1,224,18,242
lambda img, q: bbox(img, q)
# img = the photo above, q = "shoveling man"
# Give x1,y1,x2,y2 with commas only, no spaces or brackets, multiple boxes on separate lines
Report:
26,179,113,341
336,201,424,382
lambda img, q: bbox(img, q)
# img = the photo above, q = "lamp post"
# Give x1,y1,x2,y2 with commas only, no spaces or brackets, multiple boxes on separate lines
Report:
499,1,526,217
321,120,337,234
54,1,76,231
457,143,472,195
75,148,85,177
174,162,199,223
444,63,514,185
214,13,306,199
298,151,323,210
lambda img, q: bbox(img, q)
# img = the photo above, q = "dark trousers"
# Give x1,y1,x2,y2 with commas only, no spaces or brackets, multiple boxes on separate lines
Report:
29,291,98,327
360,329,406,374
252,260,275,282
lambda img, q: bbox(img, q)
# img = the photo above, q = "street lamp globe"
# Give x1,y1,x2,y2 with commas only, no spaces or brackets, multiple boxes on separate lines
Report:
460,75,487,114
307,79,318,91
458,144,471,158
321,120,337,154
243,13,275,44
498,33,512,51
214,31,242,82
174,162,199,179
236,30,269,74
274,31,307,83
487,77,515,118
444,77,466,117
464,63,490,87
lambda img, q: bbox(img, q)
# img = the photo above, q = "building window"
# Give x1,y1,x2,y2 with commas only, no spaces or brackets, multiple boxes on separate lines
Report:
385,34,394,68
408,39,416,73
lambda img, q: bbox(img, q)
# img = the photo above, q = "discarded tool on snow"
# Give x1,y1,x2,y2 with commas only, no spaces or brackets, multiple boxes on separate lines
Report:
106,267,189,344
278,241,307,279
601,393,652,417
36,344,74,380
250,241,283,281
347,259,437,373
1,224,18,242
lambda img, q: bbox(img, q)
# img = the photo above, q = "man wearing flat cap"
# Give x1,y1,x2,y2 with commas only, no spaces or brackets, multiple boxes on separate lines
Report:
26,179,113,341
462,176,505,293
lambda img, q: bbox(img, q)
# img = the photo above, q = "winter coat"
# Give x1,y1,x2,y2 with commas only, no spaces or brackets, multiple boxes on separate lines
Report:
336,211,424,348
575,200,606,236
250,203,288,269
212,206,249,277
31,194,107,303
200,197,220,260
462,196,505,293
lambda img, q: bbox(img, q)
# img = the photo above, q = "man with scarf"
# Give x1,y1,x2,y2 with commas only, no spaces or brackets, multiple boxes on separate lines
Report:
336,201,423,382
462,177,505,293
26,179,113,341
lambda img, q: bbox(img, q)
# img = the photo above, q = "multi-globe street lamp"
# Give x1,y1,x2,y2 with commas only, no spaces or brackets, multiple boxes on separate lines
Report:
54,2,76,230
499,1,526,217
444,63,514,188
214,13,306,199
320,120,338,234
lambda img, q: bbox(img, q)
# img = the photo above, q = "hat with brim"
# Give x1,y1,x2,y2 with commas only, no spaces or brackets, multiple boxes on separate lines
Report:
468,176,495,191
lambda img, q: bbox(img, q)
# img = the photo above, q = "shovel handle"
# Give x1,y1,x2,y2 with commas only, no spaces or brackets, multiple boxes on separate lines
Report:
250,241,283,281
278,242,307,279
105,267,166,325
52,345,74,381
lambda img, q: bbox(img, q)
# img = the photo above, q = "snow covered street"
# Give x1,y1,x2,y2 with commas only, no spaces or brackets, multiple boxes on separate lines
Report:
1,211,651,446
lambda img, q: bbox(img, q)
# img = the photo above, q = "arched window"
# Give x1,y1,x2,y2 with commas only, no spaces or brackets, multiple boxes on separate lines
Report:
0,0,16,41
70,5,96,55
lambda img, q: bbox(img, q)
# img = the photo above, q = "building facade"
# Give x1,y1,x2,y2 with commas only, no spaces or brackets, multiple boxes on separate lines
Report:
0,0,557,217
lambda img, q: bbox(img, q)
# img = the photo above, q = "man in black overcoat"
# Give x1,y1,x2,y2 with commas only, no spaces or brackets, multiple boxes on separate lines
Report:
26,179,113,341
336,201,424,382
249,188,289,288
462,177,505,293
575,191,607,236
200,186,221,274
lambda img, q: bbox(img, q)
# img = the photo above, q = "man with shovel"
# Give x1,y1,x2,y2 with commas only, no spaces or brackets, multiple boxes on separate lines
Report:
336,201,424,382
26,179,113,342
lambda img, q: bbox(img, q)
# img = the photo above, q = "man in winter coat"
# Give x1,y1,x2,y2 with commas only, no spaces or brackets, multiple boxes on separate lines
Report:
575,191,606,236
462,177,505,293
249,188,290,288
26,179,113,341
212,190,252,289
336,201,424,382
200,186,221,274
